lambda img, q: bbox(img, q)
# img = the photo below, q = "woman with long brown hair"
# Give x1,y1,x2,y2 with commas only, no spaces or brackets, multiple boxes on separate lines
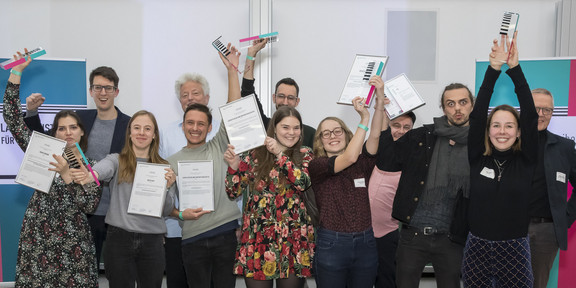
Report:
224,106,314,288
76,110,177,288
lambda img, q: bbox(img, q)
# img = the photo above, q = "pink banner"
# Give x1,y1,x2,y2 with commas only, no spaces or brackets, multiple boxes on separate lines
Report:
558,180,576,287
568,60,576,117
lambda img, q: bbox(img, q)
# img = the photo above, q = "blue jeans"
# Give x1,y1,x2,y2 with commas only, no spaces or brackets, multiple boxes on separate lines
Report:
104,225,166,288
181,229,238,288
313,227,378,288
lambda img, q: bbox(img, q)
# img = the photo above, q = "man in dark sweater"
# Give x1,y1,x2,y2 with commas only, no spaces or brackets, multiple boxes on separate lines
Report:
378,83,474,288
23,66,130,271
240,39,316,148
529,88,576,288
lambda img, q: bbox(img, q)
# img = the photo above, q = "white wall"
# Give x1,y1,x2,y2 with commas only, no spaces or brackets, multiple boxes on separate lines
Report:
0,0,562,131
269,0,560,130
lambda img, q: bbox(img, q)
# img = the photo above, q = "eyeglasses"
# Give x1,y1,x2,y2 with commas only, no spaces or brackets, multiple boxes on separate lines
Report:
276,94,298,102
321,127,344,139
91,85,117,93
535,107,553,116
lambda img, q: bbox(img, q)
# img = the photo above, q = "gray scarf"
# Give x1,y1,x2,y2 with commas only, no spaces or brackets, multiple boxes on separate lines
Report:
410,116,470,230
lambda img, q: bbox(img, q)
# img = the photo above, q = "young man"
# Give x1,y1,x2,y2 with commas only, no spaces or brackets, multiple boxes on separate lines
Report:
166,48,242,288
240,39,316,148
24,66,131,270
378,83,474,288
529,88,576,288
158,72,221,288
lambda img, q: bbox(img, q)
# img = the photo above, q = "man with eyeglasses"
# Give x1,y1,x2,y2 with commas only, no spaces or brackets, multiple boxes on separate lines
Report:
24,66,131,272
240,39,316,148
529,88,576,288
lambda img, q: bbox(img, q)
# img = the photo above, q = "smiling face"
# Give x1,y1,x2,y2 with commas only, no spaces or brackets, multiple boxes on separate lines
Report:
179,81,209,112
319,119,346,157
273,84,299,109
442,88,473,126
129,115,156,151
390,114,414,141
489,110,520,152
275,115,301,148
183,110,212,149
90,75,119,113
55,116,84,148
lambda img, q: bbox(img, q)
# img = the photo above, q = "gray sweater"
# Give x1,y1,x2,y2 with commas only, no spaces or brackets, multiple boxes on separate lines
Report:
168,124,242,240
94,154,176,234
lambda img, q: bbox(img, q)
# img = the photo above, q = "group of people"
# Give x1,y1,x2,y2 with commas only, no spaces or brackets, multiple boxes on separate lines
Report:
3,32,575,288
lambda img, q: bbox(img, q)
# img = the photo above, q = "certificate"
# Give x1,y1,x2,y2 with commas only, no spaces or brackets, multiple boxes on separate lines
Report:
177,160,214,211
219,94,267,154
127,162,169,218
338,54,389,106
15,131,67,193
384,73,426,120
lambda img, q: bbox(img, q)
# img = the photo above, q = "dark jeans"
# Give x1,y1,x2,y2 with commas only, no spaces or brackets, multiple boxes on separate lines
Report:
104,225,166,288
87,214,107,270
313,227,378,288
395,227,463,288
165,237,189,288
375,229,399,288
529,222,558,288
462,232,533,288
182,230,238,288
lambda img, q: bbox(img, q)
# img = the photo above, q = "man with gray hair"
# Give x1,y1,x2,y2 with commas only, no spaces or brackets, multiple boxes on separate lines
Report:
159,72,221,288
529,88,576,288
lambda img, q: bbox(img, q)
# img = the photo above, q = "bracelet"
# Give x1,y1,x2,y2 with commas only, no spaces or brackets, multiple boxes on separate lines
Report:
358,124,369,132
10,69,22,76
246,55,255,61
178,211,184,221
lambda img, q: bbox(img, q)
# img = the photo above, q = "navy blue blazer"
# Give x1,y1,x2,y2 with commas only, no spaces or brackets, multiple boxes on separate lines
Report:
24,106,130,154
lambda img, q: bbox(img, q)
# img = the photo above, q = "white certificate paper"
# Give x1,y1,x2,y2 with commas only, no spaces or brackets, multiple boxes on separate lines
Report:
15,131,67,193
384,73,426,120
338,54,389,106
127,162,169,218
177,160,214,211
219,94,267,154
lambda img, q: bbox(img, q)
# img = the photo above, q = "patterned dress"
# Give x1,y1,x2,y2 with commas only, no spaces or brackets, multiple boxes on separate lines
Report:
3,82,101,287
225,147,314,280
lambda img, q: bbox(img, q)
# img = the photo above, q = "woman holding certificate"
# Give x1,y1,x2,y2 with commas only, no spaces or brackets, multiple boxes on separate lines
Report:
75,110,177,288
463,33,538,287
307,77,386,288
224,106,314,288
3,50,101,287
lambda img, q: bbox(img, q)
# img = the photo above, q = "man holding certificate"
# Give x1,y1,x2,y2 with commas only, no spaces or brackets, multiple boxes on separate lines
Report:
166,44,243,288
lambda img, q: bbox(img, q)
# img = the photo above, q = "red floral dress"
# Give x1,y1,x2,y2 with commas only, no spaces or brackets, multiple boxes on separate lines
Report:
225,147,314,280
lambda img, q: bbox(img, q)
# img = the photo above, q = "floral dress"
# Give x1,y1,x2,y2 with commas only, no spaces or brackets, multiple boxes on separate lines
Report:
225,147,314,280
3,82,101,287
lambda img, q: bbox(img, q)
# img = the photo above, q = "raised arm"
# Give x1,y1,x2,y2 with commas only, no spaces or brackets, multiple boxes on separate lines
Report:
3,49,34,151
365,76,388,154
219,43,241,103
333,97,370,173
243,39,267,81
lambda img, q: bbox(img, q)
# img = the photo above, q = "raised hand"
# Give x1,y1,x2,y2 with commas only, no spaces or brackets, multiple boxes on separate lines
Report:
26,93,45,112
506,31,519,69
224,144,240,170
489,34,509,70
352,96,369,120
218,43,241,72
49,154,72,183
11,48,33,73
247,39,267,58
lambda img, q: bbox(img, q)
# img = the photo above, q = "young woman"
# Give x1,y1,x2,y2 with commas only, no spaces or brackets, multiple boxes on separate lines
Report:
76,110,177,288
463,33,538,287
307,76,386,288
3,50,101,287
224,106,314,288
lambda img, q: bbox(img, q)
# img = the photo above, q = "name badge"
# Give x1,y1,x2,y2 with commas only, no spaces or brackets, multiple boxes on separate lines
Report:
480,167,495,179
557,172,566,183
354,178,366,188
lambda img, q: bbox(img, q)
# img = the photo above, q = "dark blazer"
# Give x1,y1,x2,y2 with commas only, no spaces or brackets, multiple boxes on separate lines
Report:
24,106,130,154
543,130,576,250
